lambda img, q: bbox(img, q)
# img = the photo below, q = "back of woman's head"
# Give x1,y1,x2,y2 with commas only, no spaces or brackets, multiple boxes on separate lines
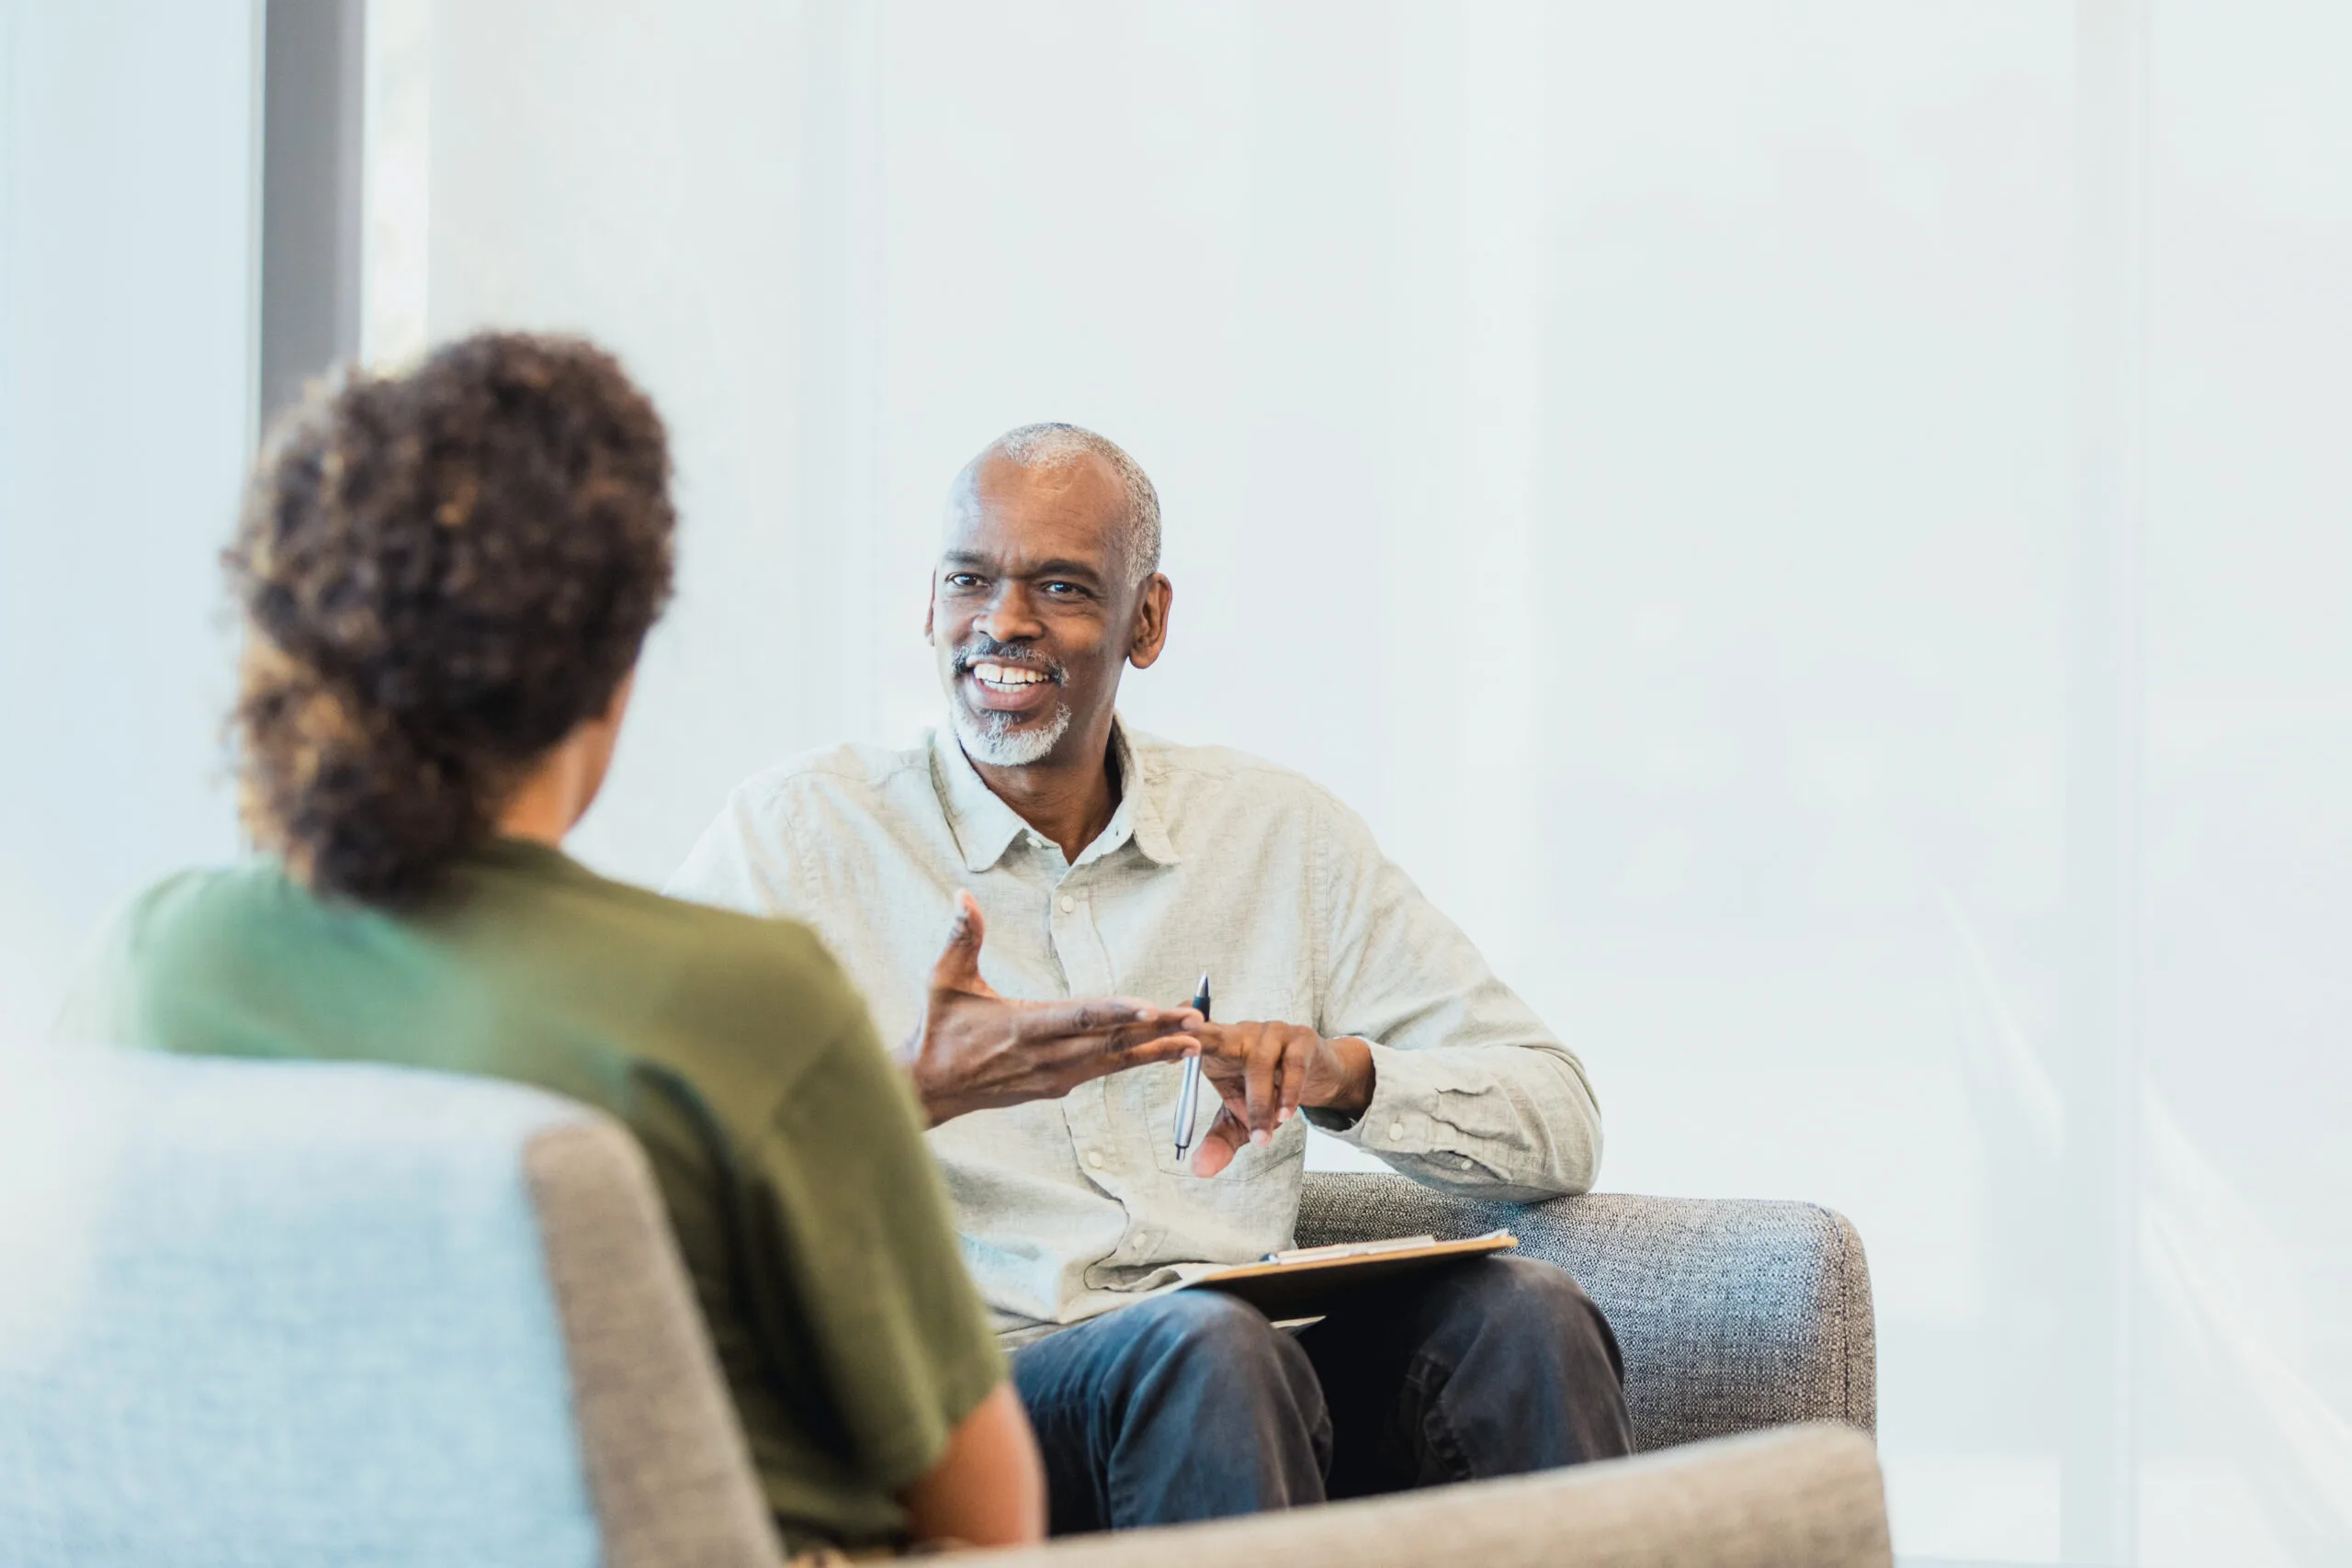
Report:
228,332,675,905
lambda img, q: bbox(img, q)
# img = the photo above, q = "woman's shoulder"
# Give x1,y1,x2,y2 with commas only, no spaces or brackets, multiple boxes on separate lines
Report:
62,859,326,1043
109,859,321,962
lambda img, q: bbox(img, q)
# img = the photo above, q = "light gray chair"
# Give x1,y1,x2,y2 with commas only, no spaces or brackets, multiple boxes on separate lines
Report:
1295,1175,1876,1451
0,1051,1888,1568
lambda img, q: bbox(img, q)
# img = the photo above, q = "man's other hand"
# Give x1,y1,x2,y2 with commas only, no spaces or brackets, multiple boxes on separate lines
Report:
1189,1021,1374,1177
901,890,1202,1126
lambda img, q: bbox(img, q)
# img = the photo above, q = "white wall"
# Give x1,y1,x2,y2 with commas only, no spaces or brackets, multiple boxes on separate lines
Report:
413,6,2352,1562
0,1,254,1044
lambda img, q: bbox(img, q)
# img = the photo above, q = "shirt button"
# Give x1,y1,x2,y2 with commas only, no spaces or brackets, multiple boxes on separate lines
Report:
1389,1122,1408,1142
1058,894,1076,913
1085,1151,1104,1169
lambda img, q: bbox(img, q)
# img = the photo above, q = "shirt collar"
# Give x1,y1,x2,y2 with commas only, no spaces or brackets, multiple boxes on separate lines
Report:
928,716,1181,874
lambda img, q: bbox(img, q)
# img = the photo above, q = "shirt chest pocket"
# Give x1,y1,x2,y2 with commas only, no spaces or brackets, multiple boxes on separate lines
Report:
1122,982,1317,1185
1152,1088,1305,1183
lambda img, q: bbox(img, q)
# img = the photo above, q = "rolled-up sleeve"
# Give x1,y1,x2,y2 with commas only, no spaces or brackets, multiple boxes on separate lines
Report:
1308,799,1602,1201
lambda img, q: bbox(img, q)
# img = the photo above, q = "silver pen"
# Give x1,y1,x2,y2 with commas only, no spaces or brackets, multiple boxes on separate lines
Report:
1172,972,1210,1160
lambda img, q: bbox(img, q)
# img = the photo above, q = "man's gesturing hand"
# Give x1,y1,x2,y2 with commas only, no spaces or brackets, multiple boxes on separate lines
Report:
1188,1021,1375,1177
900,891,1204,1127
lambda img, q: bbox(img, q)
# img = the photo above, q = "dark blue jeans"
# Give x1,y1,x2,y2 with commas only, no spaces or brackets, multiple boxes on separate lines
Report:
1010,1257,1633,1534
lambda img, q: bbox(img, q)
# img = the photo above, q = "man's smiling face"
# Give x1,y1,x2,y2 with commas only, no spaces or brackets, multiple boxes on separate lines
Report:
928,449,1162,771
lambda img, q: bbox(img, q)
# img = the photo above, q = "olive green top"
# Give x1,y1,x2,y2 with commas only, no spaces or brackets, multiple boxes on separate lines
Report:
68,838,1004,1554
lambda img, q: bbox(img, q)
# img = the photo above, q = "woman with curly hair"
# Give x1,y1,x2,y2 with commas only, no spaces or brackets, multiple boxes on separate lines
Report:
67,333,1044,1555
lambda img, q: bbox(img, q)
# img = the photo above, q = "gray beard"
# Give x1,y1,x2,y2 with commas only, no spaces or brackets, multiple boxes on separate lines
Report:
952,695,1073,766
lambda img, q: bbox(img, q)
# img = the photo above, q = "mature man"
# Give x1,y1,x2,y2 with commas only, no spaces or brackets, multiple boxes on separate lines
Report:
671,424,1632,1531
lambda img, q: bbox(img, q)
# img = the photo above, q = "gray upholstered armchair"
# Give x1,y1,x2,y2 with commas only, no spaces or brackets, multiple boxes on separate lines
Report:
1295,1174,1877,1450
0,1053,1888,1568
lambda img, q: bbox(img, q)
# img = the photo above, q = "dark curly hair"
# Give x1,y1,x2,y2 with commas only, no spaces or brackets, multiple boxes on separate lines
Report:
226,332,676,904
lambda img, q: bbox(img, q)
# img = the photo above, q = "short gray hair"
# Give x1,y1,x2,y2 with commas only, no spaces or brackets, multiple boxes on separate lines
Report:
961,423,1161,586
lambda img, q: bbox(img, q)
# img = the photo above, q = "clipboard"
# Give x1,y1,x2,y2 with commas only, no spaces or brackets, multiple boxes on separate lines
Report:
1181,1230,1517,1319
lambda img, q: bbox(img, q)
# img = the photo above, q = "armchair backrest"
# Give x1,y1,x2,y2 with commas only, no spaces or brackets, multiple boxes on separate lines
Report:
0,1050,778,1568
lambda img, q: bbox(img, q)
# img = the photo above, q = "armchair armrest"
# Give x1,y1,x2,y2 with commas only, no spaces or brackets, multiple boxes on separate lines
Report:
1295,1175,1874,1451
967,1425,1890,1568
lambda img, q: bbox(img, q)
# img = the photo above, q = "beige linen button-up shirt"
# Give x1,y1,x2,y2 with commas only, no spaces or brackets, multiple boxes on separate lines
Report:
669,721,1602,1344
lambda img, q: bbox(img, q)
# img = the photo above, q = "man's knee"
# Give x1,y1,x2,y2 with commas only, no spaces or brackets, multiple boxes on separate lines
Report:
1108,1291,1331,1476
1125,1290,1302,1382
1114,1292,1323,1421
1013,1291,1334,1529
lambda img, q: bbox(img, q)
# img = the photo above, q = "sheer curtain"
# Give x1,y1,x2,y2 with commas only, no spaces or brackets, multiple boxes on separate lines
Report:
18,3,2318,1563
